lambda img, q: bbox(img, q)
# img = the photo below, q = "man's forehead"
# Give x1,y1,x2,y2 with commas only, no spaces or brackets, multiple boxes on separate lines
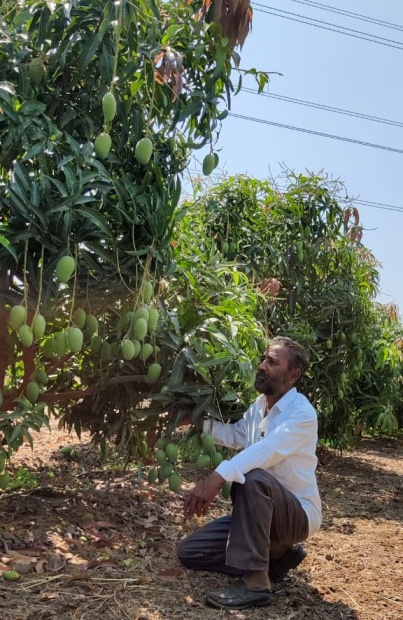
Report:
264,344,289,359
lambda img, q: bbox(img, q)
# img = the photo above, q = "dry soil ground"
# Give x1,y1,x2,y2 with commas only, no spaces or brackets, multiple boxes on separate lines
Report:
0,422,402,620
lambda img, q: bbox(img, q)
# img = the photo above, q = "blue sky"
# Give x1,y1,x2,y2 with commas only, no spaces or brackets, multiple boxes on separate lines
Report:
190,1,403,314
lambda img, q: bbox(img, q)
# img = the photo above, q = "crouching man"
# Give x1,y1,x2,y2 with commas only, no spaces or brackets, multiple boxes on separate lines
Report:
177,336,322,610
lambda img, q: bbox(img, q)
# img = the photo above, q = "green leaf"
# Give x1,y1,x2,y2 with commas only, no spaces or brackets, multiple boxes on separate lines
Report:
78,206,111,236
19,101,46,116
0,235,17,261
196,354,232,368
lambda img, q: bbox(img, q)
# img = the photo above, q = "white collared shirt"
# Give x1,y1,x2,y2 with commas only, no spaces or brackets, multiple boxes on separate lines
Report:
205,388,322,536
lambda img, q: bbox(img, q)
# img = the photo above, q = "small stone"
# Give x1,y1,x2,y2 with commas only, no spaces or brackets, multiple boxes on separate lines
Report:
13,562,33,575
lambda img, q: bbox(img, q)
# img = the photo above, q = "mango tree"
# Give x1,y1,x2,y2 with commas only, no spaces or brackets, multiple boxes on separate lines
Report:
178,173,403,447
0,0,263,483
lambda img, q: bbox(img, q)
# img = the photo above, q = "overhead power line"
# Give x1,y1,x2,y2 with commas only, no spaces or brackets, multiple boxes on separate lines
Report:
228,112,403,154
252,4,403,51
352,199,403,214
288,0,403,33
241,88,403,129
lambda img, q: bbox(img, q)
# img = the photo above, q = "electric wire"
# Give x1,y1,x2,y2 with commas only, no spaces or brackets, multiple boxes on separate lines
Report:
288,0,403,33
252,4,403,51
240,88,403,129
228,112,403,155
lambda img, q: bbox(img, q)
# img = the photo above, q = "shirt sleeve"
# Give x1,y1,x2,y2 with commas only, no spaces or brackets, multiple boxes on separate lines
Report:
215,410,316,483
202,415,248,450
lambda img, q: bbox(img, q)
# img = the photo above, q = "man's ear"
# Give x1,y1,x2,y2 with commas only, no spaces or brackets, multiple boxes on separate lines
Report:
290,367,302,385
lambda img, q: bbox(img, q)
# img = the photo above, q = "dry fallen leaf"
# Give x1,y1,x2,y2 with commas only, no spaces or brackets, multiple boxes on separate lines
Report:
156,567,182,582
86,559,119,570
35,559,48,574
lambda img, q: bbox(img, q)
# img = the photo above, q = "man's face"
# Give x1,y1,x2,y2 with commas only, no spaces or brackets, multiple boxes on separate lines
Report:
254,344,298,397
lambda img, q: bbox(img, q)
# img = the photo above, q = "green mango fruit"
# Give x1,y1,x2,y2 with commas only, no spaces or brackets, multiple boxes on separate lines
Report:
211,451,223,468
147,362,162,384
94,132,112,159
90,335,102,353
32,314,46,340
131,339,140,358
135,137,153,165
55,256,75,283
168,472,181,492
159,462,173,482
9,305,26,331
73,308,87,329
121,339,135,360
202,153,216,176
221,481,232,500
67,327,83,353
155,449,167,465
148,467,158,484
42,338,56,358
148,307,159,333
143,281,154,304
195,454,211,470
165,443,178,463
156,437,167,450
102,91,117,122
18,325,33,347
37,370,49,385
133,307,149,322
202,434,215,455
85,314,98,334
2,570,20,581
140,343,153,362
133,318,148,341
27,381,40,403
54,332,67,357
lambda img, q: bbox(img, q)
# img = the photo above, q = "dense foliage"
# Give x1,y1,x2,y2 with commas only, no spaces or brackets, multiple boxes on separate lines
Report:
178,174,403,446
0,0,262,477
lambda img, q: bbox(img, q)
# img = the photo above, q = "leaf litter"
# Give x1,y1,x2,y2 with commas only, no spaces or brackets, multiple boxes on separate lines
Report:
0,421,401,619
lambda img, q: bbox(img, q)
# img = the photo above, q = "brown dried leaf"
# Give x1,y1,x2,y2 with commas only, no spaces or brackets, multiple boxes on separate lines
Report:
86,559,119,570
62,537,84,549
94,521,122,530
35,559,48,574
156,567,183,582
63,574,91,585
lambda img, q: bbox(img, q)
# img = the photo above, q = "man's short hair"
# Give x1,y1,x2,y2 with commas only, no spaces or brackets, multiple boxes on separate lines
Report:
270,336,309,377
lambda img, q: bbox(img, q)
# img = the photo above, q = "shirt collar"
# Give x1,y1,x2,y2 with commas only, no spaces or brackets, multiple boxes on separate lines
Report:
269,387,298,414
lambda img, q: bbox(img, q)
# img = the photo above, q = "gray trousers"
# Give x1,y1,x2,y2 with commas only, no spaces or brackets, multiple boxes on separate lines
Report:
177,469,309,574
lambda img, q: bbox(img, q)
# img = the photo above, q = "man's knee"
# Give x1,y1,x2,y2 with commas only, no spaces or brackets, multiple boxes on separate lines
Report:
177,537,192,565
243,468,277,493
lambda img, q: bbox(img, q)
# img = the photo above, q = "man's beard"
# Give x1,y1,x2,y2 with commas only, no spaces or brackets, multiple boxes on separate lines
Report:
255,371,276,395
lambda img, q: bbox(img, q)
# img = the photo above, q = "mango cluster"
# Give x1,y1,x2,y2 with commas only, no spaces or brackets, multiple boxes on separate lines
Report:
116,281,161,381
148,437,181,492
94,91,117,159
195,434,231,499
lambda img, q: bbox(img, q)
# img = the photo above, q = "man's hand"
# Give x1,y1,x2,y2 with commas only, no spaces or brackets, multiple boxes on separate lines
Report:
184,471,226,519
